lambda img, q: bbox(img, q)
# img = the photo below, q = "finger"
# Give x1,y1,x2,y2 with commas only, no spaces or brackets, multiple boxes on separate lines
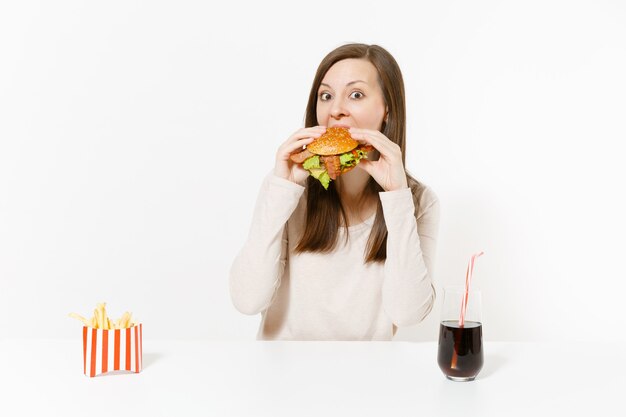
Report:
349,128,378,146
282,134,321,152
356,158,374,174
349,127,387,141
283,137,316,156
349,129,397,158
294,127,326,137
288,127,326,142
349,128,389,149
348,127,378,138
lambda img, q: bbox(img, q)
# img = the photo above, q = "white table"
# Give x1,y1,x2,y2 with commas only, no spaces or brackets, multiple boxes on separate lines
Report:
0,339,622,416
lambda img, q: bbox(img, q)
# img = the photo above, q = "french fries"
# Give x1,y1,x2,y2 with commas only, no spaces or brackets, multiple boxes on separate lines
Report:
69,302,136,329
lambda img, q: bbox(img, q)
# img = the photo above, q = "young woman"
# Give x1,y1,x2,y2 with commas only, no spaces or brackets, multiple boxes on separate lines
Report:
230,43,440,340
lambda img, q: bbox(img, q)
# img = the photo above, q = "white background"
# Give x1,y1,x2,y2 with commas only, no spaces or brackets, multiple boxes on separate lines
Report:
1,0,625,342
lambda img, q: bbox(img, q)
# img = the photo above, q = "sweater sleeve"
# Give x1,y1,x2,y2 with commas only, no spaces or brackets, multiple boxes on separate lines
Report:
229,172,305,315
379,186,441,327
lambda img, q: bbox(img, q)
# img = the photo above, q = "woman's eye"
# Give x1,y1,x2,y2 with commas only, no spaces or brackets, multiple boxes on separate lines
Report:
319,92,331,101
350,91,364,99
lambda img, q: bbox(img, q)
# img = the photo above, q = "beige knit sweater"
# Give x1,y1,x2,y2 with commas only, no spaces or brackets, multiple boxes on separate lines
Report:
229,172,440,340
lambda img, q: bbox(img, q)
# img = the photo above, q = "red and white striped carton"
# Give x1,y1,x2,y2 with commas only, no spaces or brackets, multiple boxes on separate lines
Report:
82,323,142,377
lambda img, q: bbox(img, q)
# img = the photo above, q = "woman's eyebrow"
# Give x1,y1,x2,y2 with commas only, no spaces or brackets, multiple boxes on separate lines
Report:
319,80,368,89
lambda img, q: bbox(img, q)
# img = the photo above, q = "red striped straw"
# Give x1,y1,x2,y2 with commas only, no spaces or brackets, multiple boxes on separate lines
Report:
459,251,484,327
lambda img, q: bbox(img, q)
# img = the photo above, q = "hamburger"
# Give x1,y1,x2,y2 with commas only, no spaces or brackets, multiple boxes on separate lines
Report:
290,127,374,189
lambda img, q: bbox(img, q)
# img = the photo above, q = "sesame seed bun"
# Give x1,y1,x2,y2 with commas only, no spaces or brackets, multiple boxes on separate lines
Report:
306,127,358,156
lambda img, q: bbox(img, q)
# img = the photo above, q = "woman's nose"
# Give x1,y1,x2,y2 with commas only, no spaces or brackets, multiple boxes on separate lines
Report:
330,97,349,119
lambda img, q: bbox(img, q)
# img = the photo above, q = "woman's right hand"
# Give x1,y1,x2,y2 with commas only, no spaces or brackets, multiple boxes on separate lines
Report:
274,126,326,185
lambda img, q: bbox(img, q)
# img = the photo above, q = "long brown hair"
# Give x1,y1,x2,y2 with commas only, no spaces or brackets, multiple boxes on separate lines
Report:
295,43,420,263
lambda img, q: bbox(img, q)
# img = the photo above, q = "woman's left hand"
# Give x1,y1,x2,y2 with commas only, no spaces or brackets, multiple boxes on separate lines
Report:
349,127,409,192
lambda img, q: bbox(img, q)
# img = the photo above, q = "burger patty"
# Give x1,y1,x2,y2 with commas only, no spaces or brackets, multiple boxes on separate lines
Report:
321,155,342,180
290,148,314,164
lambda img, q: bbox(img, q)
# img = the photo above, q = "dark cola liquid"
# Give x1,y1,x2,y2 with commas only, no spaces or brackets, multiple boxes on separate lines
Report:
437,320,483,381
